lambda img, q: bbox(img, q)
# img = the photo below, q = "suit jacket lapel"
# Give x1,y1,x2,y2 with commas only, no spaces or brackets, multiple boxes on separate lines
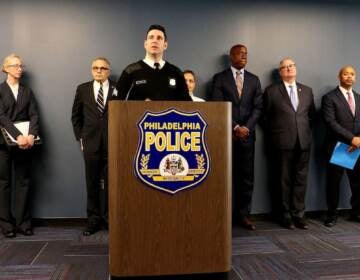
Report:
89,82,99,112
335,87,354,118
2,82,16,105
241,71,249,102
2,83,17,119
296,83,304,111
16,85,25,107
225,69,240,102
279,82,293,109
104,83,115,112
353,90,360,119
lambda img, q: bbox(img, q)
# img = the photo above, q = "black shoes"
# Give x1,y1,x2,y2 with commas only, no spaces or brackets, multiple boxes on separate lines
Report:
350,214,360,223
83,224,101,236
324,210,338,227
3,230,16,238
2,227,33,238
293,217,309,230
324,215,337,227
239,216,256,231
282,217,295,230
281,216,308,230
18,228,34,236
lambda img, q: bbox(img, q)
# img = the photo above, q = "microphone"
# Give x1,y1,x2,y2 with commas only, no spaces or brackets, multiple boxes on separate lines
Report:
125,81,135,101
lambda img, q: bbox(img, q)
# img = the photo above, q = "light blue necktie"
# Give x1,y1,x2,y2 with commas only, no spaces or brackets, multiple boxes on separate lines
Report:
289,85,298,111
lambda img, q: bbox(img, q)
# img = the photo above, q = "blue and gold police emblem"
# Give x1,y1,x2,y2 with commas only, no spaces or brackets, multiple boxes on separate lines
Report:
134,109,210,194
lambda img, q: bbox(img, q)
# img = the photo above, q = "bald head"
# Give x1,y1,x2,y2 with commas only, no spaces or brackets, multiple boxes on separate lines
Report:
338,66,356,90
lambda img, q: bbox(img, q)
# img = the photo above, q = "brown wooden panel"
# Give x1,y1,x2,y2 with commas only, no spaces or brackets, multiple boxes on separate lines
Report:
109,101,231,277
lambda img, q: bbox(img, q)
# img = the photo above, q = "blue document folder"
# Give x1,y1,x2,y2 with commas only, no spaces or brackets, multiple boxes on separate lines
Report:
330,142,360,170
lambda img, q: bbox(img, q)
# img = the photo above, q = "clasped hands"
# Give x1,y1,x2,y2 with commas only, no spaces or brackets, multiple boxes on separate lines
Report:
234,125,250,141
16,135,35,149
349,136,360,152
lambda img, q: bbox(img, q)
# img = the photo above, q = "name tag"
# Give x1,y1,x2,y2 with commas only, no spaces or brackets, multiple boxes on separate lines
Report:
136,80,147,85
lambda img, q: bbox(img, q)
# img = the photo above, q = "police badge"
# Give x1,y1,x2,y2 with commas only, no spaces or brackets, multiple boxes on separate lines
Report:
134,109,210,194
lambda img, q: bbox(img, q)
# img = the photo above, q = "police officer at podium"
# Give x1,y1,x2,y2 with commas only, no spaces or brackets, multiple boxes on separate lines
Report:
115,24,191,101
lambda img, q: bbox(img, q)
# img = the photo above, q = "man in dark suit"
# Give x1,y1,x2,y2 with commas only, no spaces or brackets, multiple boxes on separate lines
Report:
71,57,116,236
212,44,263,230
0,53,40,238
322,65,360,227
264,58,315,230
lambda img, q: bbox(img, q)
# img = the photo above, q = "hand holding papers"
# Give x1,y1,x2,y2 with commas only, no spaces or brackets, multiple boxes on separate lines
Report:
1,121,41,147
330,142,360,170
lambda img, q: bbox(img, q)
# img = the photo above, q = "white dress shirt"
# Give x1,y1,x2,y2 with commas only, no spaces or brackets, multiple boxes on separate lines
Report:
283,81,298,106
7,82,19,100
143,56,165,69
231,66,244,82
190,93,205,102
339,85,356,107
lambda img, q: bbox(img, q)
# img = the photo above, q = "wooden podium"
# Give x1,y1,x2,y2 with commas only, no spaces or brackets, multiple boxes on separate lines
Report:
108,101,231,278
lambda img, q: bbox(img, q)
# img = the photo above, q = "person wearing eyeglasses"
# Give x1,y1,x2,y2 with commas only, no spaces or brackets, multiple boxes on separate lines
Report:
114,24,191,101
263,58,315,230
183,70,204,102
0,53,40,238
322,66,360,227
71,57,116,236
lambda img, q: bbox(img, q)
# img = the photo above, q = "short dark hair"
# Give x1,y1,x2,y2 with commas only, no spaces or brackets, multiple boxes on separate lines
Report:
183,70,196,81
229,44,247,55
146,24,167,41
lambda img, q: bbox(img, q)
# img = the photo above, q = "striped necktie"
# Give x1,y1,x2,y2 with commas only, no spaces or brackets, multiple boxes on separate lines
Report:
97,83,104,113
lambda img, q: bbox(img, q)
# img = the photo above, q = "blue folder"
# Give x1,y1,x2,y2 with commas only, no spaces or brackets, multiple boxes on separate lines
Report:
330,142,360,170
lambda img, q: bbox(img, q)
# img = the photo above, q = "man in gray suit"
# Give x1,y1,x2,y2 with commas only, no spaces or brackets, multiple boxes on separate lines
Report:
264,58,315,230
322,66,360,227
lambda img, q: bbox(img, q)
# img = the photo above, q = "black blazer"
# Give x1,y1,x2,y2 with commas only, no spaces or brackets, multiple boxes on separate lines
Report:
321,87,360,152
71,80,116,153
211,68,263,145
0,81,39,145
263,82,315,150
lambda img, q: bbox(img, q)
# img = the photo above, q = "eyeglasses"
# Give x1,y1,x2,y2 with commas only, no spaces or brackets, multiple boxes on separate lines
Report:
280,64,296,70
92,66,109,71
7,64,25,70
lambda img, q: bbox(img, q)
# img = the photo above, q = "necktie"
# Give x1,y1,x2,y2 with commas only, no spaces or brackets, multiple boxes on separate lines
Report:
97,83,104,113
235,71,243,97
347,91,355,116
154,62,160,70
289,85,298,111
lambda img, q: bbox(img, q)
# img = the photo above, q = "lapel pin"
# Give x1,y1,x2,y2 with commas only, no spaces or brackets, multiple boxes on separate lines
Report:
112,88,118,97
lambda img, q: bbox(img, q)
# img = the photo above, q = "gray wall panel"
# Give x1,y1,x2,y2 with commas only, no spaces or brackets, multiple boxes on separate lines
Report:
0,0,358,217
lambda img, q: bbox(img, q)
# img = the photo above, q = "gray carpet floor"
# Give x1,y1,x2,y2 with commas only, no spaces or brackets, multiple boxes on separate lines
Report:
1,216,360,279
